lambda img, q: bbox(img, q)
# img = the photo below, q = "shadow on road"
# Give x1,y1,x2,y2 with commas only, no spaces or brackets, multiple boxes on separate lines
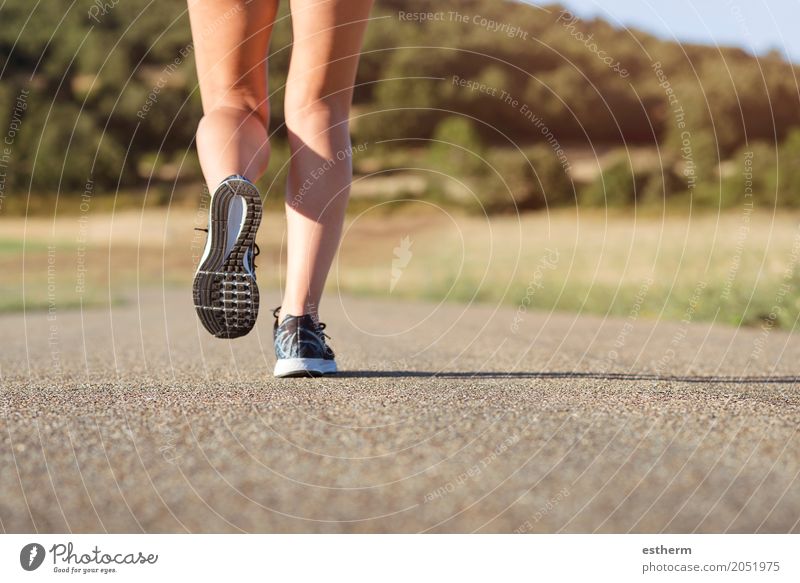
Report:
337,371,800,384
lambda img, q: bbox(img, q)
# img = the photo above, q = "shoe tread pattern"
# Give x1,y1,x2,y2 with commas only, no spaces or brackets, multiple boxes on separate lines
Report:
192,178,262,338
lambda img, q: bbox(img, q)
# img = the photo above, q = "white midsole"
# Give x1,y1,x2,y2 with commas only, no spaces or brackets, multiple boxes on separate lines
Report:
226,195,247,264
274,358,338,377
194,176,252,276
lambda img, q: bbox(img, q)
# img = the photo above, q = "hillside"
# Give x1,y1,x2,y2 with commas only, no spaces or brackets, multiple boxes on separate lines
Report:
1,0,798,211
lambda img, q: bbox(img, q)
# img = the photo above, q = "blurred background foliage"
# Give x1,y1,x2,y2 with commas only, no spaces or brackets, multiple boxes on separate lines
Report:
1,0,799,213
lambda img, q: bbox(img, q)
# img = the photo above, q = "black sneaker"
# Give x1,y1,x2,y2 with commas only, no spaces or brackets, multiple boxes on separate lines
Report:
272,307,337,377
192,175,262,338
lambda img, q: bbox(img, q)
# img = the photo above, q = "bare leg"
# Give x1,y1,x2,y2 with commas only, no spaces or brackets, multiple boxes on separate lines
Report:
281,0,374,318
188,0,278,188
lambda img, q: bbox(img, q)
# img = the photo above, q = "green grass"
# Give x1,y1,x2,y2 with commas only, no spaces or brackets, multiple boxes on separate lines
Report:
5,207,800,329
333,208,800,329
0,238,55,254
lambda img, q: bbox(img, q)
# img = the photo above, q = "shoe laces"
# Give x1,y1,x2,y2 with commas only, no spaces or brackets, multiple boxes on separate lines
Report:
272,306,331,340
316,321,331,341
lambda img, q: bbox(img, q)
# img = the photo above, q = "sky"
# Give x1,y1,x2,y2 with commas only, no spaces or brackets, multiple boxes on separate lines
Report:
528,0,800,63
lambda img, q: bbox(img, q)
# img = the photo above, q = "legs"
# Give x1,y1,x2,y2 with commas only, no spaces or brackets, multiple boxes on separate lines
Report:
188,0,278,188
281,0,374,318
189,0,278,339
189,0,373,324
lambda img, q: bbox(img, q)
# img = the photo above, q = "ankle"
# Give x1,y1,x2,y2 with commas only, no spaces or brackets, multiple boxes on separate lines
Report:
279,301,318,321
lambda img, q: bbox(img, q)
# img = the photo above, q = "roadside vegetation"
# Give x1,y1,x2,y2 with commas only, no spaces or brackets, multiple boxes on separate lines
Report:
4,208,800,331
1,0,798,215
3,0,799,328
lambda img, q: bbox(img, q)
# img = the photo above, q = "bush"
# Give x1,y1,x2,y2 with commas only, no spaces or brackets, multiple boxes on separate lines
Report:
14,101,129,191
581,158,639,207
524,144,574,209
735,141,778,207
638,165,685,207
479,148,530,212
430,116,485,176
778,129,800,207
465,144,573,213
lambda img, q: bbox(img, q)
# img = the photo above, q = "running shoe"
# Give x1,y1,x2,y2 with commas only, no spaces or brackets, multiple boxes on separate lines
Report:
272,307,337,377
192,175,262,338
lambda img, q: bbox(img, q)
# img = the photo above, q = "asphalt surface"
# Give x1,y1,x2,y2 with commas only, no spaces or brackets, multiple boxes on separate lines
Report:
1,289,799,533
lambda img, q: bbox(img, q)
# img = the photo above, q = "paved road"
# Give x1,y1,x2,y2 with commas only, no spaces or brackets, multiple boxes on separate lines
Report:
1,289,799,533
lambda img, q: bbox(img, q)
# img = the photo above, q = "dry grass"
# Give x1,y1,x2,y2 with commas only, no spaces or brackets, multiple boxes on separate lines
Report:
3,205,799,328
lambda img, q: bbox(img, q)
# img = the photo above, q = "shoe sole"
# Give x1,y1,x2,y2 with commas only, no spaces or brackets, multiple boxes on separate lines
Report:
274,358,338,378
193,177,262,339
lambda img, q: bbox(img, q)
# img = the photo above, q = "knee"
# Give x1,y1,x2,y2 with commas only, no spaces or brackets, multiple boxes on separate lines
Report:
200,87,269,132
284,94,351,138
